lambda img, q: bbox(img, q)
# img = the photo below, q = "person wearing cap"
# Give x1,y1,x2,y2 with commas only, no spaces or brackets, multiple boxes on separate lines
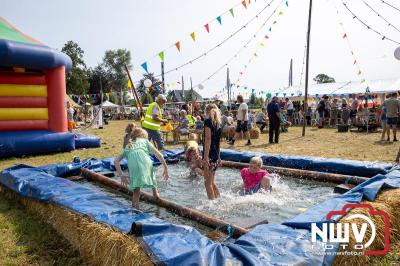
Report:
142,94,168,150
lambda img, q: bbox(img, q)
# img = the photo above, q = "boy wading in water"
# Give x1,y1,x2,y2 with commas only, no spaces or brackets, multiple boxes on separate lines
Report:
115,128,169,209
203,104,222,200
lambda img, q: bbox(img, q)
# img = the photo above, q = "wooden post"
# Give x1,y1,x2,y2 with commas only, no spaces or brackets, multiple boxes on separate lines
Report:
302,0,313,137
124,64,143,115
181,75,185,102
81,168,249,238
227,68,230,110
161,61,165,93
220,160,367,185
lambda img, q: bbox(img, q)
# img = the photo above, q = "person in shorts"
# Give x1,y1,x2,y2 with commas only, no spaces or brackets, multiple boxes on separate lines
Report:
382,93,400,141
229,95,251,146
350,95,359,127
317,97,326,128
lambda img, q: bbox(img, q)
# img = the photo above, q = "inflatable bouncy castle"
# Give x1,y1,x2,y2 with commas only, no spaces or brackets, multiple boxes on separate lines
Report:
0,17,100,158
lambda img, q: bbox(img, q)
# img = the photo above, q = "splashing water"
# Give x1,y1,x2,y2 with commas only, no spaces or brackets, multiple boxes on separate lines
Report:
155,163,336,226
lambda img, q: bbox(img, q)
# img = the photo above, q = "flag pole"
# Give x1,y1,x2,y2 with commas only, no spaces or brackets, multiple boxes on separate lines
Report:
302,0,313,137
124,64,143,115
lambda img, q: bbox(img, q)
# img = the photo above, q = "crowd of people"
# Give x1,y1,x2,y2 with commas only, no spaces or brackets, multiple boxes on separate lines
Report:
116,95,274,207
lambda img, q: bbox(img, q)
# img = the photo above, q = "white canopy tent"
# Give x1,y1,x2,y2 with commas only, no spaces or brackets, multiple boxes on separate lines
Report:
101,100,120,108
273,78,399,98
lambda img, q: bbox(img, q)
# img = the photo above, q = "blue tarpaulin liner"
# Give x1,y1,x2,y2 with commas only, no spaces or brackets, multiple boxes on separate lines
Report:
219,149,392,177
0,131,101,158
1,148,400,265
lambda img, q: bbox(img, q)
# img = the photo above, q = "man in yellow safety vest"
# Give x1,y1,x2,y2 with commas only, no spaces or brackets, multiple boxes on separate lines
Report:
142,94,168,150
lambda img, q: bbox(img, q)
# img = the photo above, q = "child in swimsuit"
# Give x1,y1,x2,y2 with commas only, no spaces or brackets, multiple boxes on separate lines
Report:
185,133,203,176
241,156,271,194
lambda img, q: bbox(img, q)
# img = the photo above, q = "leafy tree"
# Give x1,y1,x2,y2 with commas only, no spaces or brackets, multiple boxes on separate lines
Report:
313,74,335,84
61,41,89,94
185,88,198,102
249,90,257,106
102,49,132,91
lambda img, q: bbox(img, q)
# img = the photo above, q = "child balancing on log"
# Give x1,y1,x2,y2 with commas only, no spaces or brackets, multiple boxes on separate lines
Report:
115,128,169,209
241,157,272,195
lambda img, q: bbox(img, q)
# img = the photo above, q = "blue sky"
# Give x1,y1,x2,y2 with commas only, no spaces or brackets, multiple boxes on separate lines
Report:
3,0,400,98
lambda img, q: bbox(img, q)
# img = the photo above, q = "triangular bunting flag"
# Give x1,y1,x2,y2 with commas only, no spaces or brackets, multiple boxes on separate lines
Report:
141,62,148,73
158,51,164,61
254,53,257,57
216,16,222,25
190,32,196,41
358,70,362,75
265,34,269,39
175,41,181,52
204,24,210,33
260,42,265,47
279,11,284,15
242,0,247,9
273,21,277,24
353,59,357,65
343,33,347,38
128,80,132,88
360,79,366,84
229,8,234,17
269,27,272,32
286,1,289,7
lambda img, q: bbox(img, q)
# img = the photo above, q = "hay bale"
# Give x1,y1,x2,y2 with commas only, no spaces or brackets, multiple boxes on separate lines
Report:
0,186,153,266
334,189,400,266
250,127,260,139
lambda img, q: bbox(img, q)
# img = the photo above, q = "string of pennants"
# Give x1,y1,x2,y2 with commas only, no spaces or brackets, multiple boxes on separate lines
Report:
189,0,283,91
235,0,288,86
140,0,263,74
333,1,370,93
211,0,287,99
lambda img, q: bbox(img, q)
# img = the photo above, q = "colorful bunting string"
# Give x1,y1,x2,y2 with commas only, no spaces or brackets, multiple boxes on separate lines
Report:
333,0,369,90
190,0,284,91
149,0,278,79
139,0,261,74
235,1,288,87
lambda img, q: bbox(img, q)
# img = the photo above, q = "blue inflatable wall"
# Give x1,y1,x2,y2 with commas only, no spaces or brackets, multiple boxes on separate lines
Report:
219,149,392,177
0,131,101,158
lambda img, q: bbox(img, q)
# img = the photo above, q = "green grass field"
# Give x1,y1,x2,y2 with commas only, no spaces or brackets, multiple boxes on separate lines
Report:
0,120,399,265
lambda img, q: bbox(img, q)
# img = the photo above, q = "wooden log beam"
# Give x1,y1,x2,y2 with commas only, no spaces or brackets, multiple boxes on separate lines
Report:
220,160,368,185
81,168,249,238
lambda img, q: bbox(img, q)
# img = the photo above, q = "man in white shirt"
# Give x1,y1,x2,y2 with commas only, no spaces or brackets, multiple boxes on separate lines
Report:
285,98,294,123
229,95,251,146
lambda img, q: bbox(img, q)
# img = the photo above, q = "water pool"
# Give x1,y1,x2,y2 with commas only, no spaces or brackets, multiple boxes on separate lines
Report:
81,162,337,229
